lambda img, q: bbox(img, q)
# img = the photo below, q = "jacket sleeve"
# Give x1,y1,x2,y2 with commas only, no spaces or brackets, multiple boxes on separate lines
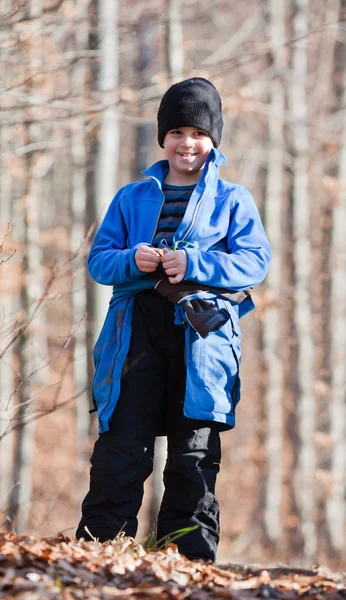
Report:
87,187,144,285
184,185,272,290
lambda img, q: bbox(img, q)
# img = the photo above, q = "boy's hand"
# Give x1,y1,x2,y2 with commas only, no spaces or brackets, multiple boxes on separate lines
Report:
135,245,163,272
161,248,187,284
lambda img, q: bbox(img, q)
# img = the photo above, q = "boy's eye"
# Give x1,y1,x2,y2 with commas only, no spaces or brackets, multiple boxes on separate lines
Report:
169,130,207,136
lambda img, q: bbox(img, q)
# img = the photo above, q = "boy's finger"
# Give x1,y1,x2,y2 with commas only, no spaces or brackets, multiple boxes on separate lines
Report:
140,262,159,270
162,262,176,271
161,253,175,263
138,255,160,263
164,267,180,276
169,274,183,284
141,250,160,260
140,259,159,266
141,260,160,268
142,246,161,255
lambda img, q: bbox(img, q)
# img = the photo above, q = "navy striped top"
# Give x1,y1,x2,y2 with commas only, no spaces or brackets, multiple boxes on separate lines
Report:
152,183,195,247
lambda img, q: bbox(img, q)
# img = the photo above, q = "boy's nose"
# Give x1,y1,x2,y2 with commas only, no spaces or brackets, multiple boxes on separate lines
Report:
181,136,194,147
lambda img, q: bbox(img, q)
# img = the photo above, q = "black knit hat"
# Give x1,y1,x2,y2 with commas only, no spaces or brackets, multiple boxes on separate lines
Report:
157,77,223,148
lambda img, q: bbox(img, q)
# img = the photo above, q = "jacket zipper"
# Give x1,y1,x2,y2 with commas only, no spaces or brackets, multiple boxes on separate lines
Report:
179,161,212,243
148,160,212,246
148,176,166,244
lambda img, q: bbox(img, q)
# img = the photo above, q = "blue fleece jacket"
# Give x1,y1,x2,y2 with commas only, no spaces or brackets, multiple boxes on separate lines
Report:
88,148,271,433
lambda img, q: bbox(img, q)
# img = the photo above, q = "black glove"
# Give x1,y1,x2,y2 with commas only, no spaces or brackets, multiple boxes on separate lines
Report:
183,299,230,338
154,278,230,338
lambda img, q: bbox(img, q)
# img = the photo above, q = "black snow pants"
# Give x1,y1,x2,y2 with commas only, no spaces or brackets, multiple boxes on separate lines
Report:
76,290,222,561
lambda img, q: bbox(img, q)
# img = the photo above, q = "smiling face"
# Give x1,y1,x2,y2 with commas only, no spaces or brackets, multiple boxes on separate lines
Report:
163,127,214,186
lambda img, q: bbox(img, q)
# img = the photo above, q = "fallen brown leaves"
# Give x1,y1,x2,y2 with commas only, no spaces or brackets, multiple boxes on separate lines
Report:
0,533,345,599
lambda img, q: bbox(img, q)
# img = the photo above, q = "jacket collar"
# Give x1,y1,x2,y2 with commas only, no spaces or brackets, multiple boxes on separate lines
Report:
141,147,227,187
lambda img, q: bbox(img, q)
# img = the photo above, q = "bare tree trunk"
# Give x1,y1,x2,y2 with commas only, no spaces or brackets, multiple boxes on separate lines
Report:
94,0,119,333
8,194,38,533
263,0,286,545
290,0,316,562
166,0,184,83
6,124,26,531
326,6,346,551
0,121,15,508
7,0,46,533
132,17,156,180
309,0,340,559
71,0,90,458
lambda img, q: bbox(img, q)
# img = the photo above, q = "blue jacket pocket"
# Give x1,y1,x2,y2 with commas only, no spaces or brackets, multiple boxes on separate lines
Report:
184,301,241,425
198,319,241,415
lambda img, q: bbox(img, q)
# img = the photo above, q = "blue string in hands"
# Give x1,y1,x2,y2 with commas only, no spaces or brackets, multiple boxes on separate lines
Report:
172,240,199,252
157,239,199,278
157,239,199,252
157,238,171,251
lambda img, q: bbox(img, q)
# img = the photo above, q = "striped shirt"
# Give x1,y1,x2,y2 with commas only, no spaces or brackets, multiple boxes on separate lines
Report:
152,183,195,247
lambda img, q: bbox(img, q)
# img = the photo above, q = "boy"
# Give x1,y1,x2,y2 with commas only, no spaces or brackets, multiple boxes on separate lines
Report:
76,78,271,561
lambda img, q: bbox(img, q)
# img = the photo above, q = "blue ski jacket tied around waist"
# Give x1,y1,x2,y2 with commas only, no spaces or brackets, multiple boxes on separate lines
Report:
88,148,272,433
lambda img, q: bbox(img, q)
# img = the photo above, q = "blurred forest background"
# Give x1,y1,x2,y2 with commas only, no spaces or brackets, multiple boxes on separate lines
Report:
1,0,346,569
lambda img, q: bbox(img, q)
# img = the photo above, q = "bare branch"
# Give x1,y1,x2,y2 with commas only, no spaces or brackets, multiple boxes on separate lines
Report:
0,0,31,20
0,387,89,442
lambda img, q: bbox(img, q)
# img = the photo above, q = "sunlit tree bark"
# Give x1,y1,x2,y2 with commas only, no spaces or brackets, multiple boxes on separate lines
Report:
290,0,316,561
132,16,156,181
0,122,15,508
166,0,184,83
263,0,286,545
7,0,51,533
8,0,40,534
309,0,340,558
326,0,346,552
94,0,119,333
71,0,90,458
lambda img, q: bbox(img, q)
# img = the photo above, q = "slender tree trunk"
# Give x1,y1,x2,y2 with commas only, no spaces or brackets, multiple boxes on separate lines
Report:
94,0,119,333
290,0,316,561
132,17,156,180
71,0,90,458
8,193,38,533
309,0,340,559
263,0,286,545
326,5,346,551
6,125,26,532
8,0,45,533
0,121,15,507
166,0,184,83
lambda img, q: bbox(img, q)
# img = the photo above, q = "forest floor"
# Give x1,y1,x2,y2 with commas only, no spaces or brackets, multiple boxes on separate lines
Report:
1,533,346,599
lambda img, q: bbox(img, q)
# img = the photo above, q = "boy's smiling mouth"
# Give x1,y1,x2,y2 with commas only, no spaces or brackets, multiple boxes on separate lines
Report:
163,126,214,184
